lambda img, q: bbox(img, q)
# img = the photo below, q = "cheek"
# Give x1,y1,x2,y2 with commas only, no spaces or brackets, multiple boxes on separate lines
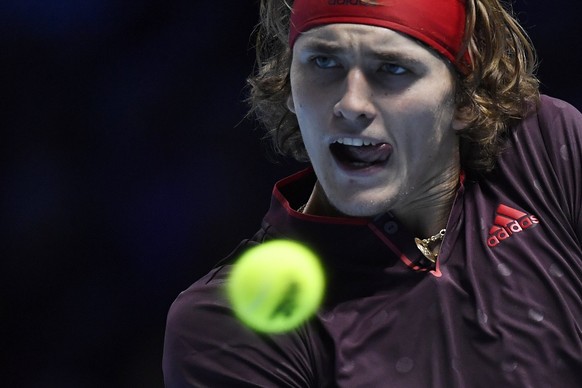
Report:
291,70,333,115
390,101,456,154
404,87,456,129
292,90,328,131
293,87,323,111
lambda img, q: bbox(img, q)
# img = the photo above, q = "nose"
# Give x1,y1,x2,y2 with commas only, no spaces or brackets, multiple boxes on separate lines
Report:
333,69,376,123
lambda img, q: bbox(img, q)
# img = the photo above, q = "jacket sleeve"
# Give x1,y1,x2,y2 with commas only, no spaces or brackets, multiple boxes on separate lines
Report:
162,265,329,388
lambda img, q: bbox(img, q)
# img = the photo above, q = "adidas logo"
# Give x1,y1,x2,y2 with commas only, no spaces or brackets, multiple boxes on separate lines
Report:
487,204,539,247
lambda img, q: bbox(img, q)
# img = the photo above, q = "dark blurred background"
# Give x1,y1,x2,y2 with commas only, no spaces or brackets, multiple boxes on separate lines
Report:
2,1,580,387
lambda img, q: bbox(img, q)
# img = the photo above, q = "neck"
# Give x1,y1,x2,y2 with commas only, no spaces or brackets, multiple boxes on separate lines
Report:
302,182,347,218
392,167,460,238
302,165,461,238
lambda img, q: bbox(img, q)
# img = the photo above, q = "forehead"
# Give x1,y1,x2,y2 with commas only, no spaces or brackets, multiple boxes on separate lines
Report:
294,23,444,63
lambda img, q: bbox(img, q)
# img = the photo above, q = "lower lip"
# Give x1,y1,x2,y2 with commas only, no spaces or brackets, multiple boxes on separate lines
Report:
332,156,391,176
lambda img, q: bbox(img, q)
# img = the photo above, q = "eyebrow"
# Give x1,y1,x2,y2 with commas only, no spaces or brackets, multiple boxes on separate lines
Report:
371,51,425,68
300,41,344,55
299,40,425,68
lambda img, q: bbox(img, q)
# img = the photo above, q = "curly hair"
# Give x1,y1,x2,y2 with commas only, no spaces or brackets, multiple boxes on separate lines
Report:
247,0,540,173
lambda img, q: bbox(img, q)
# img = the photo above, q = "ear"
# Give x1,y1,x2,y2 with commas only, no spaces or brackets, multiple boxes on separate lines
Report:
286,94,296,114
452,106,471,131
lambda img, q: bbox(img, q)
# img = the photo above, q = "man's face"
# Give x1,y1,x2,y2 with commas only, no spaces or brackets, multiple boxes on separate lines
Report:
288,24,464,218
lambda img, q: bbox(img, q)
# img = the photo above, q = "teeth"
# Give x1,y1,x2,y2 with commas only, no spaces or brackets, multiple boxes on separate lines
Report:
335,137,377,147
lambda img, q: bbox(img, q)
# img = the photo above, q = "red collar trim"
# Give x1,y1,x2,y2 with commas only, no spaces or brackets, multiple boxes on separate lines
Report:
273,168,371,226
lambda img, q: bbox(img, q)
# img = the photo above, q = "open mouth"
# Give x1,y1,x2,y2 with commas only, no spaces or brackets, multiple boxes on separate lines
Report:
330,138,392,168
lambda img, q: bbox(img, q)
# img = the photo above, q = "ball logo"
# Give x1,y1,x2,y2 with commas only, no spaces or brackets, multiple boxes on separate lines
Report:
487,204,539,247
270,281,299,319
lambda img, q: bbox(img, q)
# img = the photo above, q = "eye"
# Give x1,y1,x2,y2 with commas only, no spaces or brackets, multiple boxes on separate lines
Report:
312,56,340,69
380,63,408,75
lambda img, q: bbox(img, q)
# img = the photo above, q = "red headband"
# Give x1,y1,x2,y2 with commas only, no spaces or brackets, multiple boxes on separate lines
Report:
289,0,471,73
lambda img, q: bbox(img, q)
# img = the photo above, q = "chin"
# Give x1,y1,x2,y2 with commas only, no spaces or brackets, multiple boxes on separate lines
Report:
333,200,388,218
334,188,397,216
318,179,398,218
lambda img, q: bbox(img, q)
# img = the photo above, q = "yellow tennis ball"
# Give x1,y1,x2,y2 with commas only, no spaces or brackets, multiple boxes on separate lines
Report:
227,240,325,333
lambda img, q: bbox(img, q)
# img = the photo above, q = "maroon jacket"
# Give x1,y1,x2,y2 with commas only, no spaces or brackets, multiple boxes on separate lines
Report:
164,96,582,387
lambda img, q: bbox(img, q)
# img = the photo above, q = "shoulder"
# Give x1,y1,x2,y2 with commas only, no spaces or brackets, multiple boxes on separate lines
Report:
502,95,582,237
537,95,582,120
524,95,582,138
163,240,258,344
162,266,235,384
507,95,582,161
165,266,232,342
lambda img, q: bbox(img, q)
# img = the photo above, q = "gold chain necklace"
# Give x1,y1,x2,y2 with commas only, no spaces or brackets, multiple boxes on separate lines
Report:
299,202,445,263
414,229,446,263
